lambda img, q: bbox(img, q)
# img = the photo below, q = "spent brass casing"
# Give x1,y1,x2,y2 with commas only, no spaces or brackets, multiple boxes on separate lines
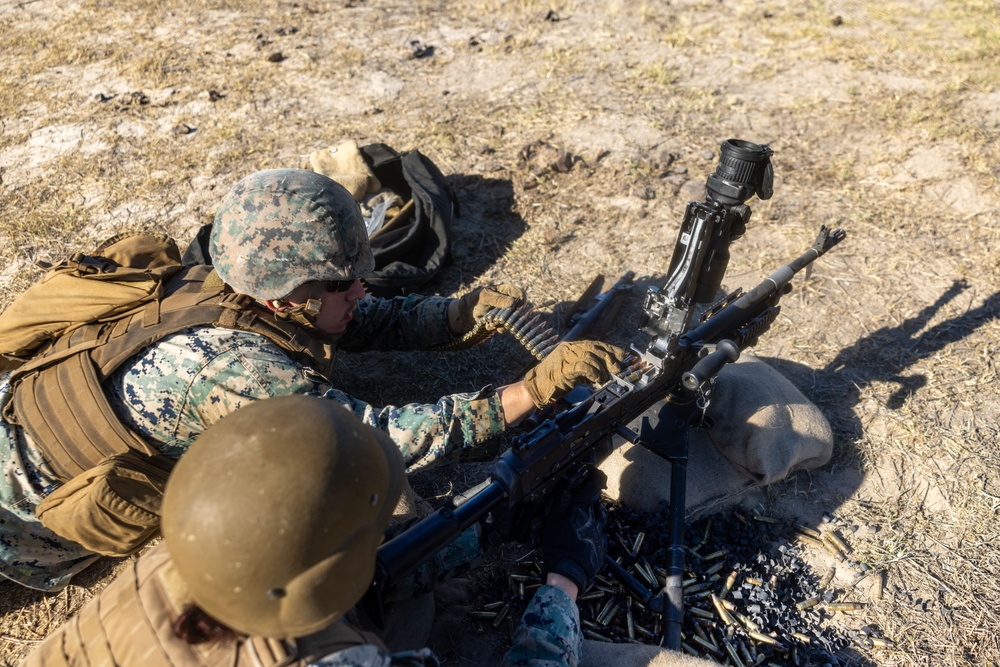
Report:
796,596,820,611
691,635,724,658
794,524,822,539
748,631,780,647
632,531,645,557
825,529,852,555
725,640,747,667
734,612,760,633
704,561,726,577
689,606,714,620
826,601,866,613
583,629,613,642
819,565,837,590
491,604,510,628
711,594,735,626
720,570,739,598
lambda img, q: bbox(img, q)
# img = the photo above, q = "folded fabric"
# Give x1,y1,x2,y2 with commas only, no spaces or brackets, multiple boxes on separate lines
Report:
304,139,382,201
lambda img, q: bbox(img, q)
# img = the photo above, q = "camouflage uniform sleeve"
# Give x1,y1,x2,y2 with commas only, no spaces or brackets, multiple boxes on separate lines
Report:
308,645,440,667
108,327,505,467
501,585,582,667
338,294,456,351
329,383,504,472
379,524,483,601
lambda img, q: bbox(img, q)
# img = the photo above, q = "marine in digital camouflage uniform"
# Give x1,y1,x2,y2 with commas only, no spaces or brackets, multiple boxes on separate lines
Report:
0,169,624,591
19,395,595,667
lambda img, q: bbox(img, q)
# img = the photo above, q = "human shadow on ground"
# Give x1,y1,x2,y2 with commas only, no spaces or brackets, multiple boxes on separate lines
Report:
762,279,998,449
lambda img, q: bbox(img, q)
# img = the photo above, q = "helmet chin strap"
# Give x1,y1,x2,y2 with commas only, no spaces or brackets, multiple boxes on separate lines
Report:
272,281,326,331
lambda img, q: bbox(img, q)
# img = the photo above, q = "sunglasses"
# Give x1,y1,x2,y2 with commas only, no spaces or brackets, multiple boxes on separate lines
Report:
324,279,357,293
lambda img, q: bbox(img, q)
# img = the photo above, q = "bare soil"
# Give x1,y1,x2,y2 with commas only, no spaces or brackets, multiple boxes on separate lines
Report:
1,0,998,665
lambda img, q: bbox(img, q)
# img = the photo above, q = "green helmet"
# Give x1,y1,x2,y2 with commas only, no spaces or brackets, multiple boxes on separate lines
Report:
210,169,375,300
161,395,404,638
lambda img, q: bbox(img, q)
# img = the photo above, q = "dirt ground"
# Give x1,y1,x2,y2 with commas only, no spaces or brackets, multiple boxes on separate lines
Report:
1,0,998,665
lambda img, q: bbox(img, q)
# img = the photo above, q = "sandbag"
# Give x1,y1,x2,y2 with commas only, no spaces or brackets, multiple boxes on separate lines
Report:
600,354,834,516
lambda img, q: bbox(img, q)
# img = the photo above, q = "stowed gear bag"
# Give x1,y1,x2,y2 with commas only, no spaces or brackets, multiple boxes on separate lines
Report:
358,143,456,298
182,142,457,298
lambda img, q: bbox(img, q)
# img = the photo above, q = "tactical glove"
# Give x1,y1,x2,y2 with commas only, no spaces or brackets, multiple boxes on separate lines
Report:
452,284,526,334
542,469,609,592
523,340,625,408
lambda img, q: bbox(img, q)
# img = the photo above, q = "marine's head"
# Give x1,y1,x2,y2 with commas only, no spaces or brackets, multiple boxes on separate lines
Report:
162,394,404,638
210,169,373,334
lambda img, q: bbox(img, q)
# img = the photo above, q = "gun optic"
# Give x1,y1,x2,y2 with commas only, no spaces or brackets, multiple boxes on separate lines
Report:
707,139,774,205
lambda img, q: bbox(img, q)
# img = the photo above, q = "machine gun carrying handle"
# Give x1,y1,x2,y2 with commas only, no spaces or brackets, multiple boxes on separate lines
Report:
681,339,740,391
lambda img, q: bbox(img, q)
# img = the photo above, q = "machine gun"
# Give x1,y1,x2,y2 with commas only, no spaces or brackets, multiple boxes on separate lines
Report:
368,139,846,648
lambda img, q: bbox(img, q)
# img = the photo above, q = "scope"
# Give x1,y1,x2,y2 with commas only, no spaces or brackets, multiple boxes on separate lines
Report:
706,139,774,206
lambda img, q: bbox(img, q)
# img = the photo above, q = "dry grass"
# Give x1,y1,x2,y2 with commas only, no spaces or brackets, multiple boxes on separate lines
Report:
1,0,999,665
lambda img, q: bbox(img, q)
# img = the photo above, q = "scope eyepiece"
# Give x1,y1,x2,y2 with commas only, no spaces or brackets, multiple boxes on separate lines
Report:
706,139,774,205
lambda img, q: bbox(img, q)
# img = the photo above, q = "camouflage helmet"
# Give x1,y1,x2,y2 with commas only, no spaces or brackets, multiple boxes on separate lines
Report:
161,395,404,639
209,169,376,300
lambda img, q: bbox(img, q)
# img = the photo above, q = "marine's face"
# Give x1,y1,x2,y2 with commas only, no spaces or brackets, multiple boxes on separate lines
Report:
279,279,368,334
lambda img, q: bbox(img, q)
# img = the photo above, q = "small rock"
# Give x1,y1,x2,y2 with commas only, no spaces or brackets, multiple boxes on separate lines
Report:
267,52,285,62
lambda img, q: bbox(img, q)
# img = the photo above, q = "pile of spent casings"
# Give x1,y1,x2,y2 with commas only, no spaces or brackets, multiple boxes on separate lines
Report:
470,503,891,667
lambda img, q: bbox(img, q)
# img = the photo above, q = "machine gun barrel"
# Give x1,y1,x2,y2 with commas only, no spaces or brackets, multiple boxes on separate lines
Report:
679,225,846,351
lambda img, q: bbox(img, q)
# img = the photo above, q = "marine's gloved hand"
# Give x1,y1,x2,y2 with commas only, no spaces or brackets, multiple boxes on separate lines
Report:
523,340,625,409
452,284,527,334
542,469,608,592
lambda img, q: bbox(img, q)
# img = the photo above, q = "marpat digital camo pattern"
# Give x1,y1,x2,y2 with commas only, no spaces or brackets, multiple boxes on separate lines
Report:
309,586,579,667
0,292,505,590
210,169,376,300
501,586,582,667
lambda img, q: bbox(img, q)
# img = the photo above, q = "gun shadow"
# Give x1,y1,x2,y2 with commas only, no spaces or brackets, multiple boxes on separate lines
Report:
763,279,998,449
